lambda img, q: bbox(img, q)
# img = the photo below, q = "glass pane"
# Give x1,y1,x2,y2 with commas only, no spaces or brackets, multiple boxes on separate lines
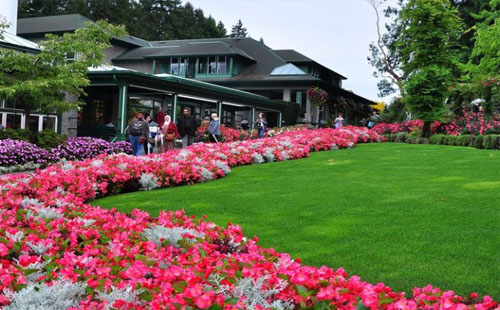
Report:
43,116,56,131
6,114,21,129
28,115,39,131
198,57,207,74
217,56,226,74
179,58,186,75
209,56,217,74
170,58,179,75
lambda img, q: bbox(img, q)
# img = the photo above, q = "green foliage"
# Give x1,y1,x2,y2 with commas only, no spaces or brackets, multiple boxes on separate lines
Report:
429,134,445,145
230,19,248,38
398,0,463,136
0,21,125,118
18,0,227,41
282,102,299,127
0,128,67,149
37,130,68,150
379,98,408,123
0,128,33,143
474,135,484,148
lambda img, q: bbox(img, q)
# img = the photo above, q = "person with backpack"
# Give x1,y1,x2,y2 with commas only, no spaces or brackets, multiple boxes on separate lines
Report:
126,111,149,156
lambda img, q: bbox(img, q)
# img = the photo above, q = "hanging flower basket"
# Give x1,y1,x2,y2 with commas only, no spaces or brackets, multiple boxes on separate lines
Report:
307,87,328,106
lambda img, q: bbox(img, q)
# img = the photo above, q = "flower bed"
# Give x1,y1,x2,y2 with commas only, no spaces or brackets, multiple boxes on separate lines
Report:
0,137,132,173
0,127,496,310
373,112,500,136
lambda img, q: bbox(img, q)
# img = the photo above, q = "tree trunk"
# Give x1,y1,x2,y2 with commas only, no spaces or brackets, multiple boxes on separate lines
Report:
422,121,432,138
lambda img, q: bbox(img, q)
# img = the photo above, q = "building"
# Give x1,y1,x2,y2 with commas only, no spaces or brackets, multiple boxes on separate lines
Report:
10,14,373,139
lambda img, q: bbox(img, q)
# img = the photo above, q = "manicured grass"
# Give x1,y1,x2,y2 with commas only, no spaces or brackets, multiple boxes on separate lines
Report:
93,143,500,297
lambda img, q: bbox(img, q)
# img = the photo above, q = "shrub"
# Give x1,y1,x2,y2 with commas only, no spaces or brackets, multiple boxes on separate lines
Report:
429,134,445,145
482,135,499,149
37,130,68,150
394,132,408,143
474,135,484,149
0,128,32,143
416,137,429,144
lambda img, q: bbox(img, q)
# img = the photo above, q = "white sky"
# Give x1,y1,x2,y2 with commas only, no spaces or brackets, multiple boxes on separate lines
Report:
186,0,398,103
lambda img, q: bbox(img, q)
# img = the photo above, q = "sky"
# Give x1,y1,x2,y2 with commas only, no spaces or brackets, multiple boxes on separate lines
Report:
186,0,398,103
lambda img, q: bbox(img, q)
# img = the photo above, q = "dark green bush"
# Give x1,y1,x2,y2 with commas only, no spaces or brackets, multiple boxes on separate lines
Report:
457,135,472,147
406,136,418,144
0,128,32,142
474,135,484,149
429,134,445,145
394,132,408,143
416,138,429,144
37,130,68,150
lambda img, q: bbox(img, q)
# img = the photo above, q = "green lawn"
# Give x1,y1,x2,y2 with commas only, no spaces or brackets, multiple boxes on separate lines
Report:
93,143,500,297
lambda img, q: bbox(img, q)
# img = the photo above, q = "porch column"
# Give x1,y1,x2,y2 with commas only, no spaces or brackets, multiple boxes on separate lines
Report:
172,93,179,124
306,93,312,123
278,112,283,128
216,101,223,118
283,88,291,102
117,83,129,137
250,107,256,129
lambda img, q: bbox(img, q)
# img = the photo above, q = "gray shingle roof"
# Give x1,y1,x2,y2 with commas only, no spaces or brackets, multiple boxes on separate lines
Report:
17,14,93,35
114,40,255,61
273,49,314,63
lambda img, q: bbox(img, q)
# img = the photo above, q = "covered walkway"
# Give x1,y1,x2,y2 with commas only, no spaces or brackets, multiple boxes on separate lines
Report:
84,66,286,140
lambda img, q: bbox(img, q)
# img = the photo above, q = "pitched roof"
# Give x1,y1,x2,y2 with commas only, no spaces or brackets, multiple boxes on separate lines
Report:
273,49,314,63
114,40,254,61
274,49,347,80
17,14,93,35
0,32,39,53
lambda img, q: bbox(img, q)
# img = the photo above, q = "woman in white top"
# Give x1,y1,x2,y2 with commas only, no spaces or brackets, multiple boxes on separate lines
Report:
334,113,344,129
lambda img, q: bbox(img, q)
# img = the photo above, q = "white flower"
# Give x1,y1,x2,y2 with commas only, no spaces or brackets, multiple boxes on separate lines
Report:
139,173,159,191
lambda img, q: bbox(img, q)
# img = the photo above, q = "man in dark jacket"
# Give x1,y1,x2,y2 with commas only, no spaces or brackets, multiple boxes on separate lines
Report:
126,111,149,155
178,108,197,148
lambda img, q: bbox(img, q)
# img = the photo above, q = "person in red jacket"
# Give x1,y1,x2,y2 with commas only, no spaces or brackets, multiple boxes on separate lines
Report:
160,115,179,152
155,106,165,128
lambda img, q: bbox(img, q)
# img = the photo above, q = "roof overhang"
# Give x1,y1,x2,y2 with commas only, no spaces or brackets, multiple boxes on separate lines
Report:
86,67,287,111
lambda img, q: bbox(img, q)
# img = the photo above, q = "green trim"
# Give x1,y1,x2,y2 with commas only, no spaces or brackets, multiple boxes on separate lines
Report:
216,101,223,118
152,60,156,75
117,84,129,139
195,73,232,79
229,57,234,76
172,93,178,124
0,42,39,54
56,112,62,134
250,107,256,129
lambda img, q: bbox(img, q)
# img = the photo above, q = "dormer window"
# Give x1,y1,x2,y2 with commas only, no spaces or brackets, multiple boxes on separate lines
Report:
310,66,320,78
198,56,228,75
170,57,187,76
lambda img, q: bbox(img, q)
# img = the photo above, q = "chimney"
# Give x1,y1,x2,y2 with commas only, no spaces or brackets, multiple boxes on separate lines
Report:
1,0,18,35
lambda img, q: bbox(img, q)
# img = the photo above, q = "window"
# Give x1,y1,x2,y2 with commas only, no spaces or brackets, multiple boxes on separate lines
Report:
170,58,187,76
310,66,320,78
198,57,207,74
217,56,227,74
170,58,179,75
209,56,217,74
28,115,39,132
6,114,22,129
198,56,229,75
43,116,56,131
66,51,76,63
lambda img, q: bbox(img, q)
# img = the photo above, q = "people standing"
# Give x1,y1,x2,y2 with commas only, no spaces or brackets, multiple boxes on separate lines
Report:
208,113,220,143
255,112,267,139
143,114,153,154
160,115,179,152
155,106,165,127
126,111,149,156
178,108,197,148
367,112,379,129
334,113,344,129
